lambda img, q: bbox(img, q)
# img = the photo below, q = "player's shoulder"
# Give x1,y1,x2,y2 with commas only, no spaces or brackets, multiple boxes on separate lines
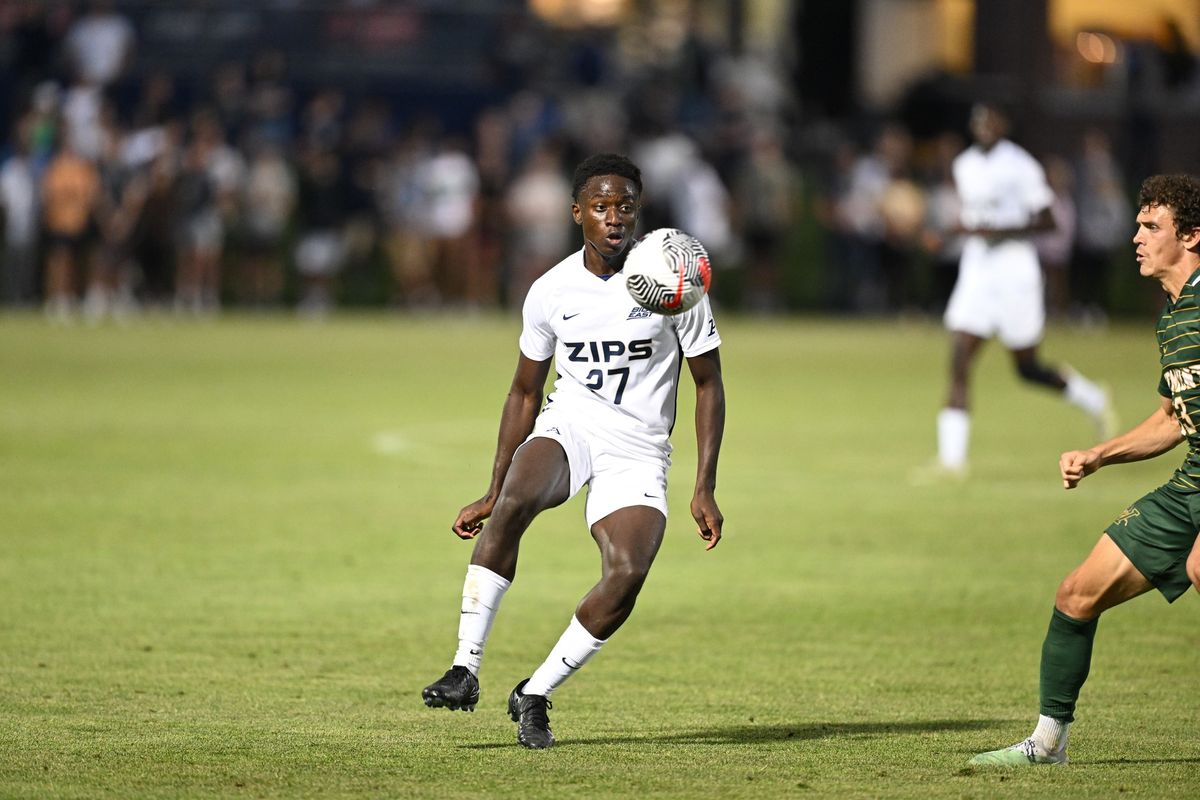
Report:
996,139,1041,168
952,146,991,180
1176,271,1200,312
952,146,977,168
529,250,584,292
523,250,583,304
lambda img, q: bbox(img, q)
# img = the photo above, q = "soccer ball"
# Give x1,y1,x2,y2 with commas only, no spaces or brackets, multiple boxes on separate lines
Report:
623,228,712,316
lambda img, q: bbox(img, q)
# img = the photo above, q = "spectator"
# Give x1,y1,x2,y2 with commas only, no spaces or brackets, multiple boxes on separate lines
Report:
629,127,696,232
301,87,345,155
26,81,61,173
234,139,295,308
418,137,481,307
174,110,244,315
378,128,437,308
919,131,966,313
471,107,514,308
339,98,391,305
0,118,40,307
209,62,249,145
129,141,179,308
294,147,350,318
245,49,295,148
61,76,105,162
1072,128,1130,324
730,127,799,312
87,103,142,322
1035,155,1077,320
811,136,859,311
874,124,923,312
673,152,734,269
503,141,572,308
129,71,177,133
63,0,135,89
835,131,891,312
630,129,733,265
41,133,101,322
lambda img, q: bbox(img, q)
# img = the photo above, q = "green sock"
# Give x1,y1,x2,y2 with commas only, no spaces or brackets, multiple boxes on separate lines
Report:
1039,607,1098,723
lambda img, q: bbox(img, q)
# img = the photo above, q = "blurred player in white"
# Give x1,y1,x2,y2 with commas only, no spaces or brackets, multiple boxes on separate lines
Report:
928,102,1114,478
421,153,725,749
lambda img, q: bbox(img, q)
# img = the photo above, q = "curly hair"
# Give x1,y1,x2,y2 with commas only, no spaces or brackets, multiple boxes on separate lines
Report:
1137,174,1200,238
571,153,642,200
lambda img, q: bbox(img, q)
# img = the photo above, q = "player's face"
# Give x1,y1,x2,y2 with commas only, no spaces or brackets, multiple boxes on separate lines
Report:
1133,204,1199,280
572,175,640,262
969,105,1005,149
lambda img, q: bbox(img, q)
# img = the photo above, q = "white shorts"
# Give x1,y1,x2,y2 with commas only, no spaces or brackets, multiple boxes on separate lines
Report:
943,239,1044,349
520,410,669,528
295,231,347,277
184,211,223,253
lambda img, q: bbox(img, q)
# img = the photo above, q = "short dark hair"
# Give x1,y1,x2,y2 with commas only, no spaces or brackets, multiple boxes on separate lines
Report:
571,153,642,200
1138,174,1200,238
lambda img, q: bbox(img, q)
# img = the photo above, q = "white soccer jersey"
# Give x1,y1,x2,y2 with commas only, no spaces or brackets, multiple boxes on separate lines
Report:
945,139,1054,346
953,139,1053,234
519,248,721,462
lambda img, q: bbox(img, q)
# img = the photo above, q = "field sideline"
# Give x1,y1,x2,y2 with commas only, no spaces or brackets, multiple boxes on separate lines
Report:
1,312,1196,799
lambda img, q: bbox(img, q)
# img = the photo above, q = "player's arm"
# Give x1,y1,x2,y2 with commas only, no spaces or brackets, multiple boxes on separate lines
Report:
451,354,551,538
1060,396,1182,489
966,207,1056,242
687,347,725,550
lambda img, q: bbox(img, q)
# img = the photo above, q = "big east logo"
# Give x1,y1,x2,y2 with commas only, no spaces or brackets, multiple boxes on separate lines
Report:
564,340,653,363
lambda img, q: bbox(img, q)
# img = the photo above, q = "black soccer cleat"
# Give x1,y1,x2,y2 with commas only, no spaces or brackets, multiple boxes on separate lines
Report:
507,678,554,749
421,665,480,711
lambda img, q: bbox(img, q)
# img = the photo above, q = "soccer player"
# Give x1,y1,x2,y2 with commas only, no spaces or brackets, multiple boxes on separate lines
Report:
970,173,1200,766
420,153,725,749
928,102,1114,478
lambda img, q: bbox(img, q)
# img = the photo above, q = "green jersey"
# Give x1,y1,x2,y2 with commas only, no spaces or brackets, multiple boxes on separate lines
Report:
1157,266,1200,490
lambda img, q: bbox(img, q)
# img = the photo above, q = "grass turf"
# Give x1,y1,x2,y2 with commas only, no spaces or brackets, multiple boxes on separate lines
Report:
0,311,1197,799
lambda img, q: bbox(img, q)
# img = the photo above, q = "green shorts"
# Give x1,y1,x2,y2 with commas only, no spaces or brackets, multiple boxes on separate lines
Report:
1105,482,1198,602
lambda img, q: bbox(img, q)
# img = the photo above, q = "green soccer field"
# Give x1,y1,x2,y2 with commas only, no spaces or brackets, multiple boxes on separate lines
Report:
1,312,1196,799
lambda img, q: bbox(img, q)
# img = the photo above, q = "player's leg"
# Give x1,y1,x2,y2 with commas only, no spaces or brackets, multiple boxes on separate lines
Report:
997,252,1114,437
470,437,573,579
1187,534,1200,593
43,241,76,321
509,505,666,748
1043,532,1153,718
929,245,994,478
933,330,985,473
971,534,1153,766
1008,345,1066,391
1009,346,1115,439
946,330,986,409
576,505,667,637
423,437,572,712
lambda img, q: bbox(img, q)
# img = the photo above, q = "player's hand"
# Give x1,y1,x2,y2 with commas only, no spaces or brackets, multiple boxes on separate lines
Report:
452,496,495,539
690,489,723,551
1060,448,1102,490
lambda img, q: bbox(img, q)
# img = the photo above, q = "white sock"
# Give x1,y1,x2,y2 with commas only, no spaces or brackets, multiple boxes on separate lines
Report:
522,616,607,698
1064,372,1107,417
937,408,970,469
452,564,511,676
1032,714,1069,753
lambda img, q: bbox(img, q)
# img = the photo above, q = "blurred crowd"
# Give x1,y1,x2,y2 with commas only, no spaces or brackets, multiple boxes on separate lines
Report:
811,121,1133,323
0,1,1186,322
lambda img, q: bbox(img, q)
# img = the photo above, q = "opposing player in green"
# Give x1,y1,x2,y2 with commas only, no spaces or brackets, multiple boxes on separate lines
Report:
971,173,1200,766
